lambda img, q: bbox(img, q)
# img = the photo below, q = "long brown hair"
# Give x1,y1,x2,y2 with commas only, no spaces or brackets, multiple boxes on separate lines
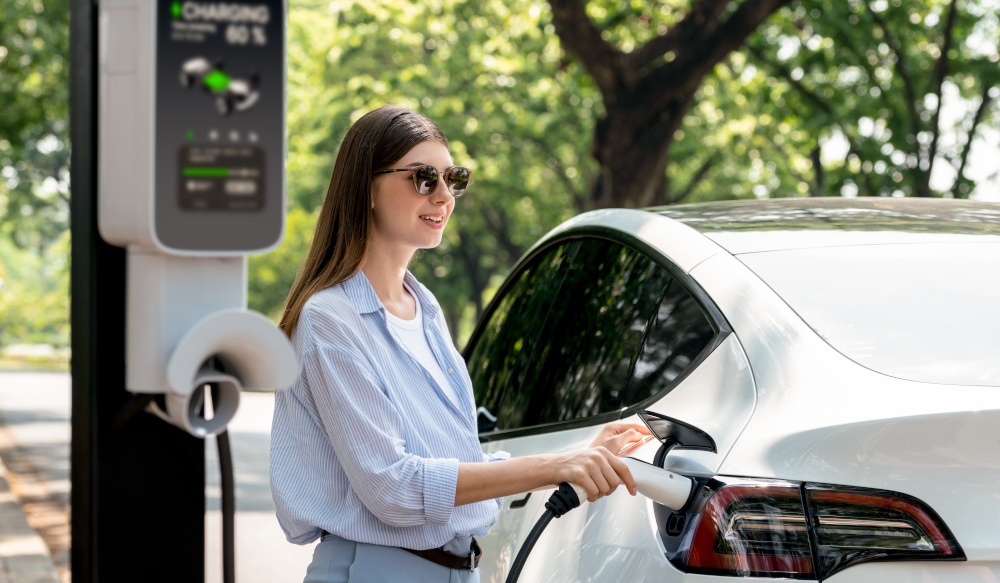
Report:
279,106,449,336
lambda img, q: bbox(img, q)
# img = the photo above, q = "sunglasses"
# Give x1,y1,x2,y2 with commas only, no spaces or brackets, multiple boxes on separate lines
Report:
373,165,472,197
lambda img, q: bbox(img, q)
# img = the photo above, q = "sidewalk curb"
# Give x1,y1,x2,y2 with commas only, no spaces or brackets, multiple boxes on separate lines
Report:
0,458,61,583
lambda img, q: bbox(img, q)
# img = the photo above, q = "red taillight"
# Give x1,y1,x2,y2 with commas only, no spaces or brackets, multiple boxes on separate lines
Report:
685,480,816,579
670,479,964,580
805,484,963,578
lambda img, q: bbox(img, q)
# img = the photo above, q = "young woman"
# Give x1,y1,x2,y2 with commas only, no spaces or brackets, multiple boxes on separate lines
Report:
270,106,650,582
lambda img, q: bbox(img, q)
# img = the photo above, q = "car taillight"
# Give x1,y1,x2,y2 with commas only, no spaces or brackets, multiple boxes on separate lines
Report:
664,478,964,581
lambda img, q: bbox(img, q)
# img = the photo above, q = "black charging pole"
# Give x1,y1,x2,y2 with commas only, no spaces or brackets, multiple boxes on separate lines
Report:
70,0,206,580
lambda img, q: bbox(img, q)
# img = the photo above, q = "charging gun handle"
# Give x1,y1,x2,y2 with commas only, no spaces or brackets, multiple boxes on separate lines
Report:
622,457,694,510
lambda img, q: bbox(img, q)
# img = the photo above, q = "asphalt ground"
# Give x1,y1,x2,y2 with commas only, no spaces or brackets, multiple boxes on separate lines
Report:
0,371,314,583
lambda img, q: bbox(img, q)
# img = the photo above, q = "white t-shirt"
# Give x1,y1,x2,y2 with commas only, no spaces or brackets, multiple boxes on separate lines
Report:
384,284,460,409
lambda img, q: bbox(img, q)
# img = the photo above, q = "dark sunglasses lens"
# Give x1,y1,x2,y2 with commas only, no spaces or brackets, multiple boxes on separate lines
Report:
447,167,471,196
413,165,438,195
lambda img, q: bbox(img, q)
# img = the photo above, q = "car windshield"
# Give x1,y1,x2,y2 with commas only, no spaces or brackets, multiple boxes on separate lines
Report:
738,241,1000,387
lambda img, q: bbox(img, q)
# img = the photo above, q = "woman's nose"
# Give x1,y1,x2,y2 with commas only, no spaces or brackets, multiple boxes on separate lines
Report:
428,179,454,202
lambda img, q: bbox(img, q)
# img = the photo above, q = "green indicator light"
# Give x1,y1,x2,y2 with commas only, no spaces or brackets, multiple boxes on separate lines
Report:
183,167,229,177
203,70,231,93
171,1,182,19
185,129,195,140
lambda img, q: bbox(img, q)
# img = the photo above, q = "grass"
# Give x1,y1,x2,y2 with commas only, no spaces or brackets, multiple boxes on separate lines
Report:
0,354,70,372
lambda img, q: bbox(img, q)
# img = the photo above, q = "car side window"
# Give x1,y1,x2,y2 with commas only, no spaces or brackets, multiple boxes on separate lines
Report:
469,238,671,433
467,243,573,430
622,279,718,407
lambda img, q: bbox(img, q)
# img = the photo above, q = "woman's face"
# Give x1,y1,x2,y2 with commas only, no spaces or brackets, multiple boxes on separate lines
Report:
370,140,456,258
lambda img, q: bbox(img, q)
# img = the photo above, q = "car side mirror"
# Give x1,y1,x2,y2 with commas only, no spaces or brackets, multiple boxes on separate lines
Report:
637,410,716,467
477,406,498,433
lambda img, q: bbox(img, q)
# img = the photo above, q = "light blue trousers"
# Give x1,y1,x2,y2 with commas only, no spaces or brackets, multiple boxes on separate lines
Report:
304,534,482,583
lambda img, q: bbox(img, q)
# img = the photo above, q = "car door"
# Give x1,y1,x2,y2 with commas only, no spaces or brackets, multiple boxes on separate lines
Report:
467,236,672,581
467,232,757,582
466,233,740,581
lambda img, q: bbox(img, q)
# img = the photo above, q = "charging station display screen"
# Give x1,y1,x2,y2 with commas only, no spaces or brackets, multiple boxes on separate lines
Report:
154,0,284,252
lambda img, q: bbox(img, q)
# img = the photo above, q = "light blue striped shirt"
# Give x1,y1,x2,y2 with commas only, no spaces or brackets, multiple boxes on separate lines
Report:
270,269,509,549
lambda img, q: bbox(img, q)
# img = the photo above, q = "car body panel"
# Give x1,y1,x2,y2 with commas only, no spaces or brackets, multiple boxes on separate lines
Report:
535,208,724,274
479,424,605,582
477,335,755,583
822,561,1000,582
623,333,757,477
681,560,1000,583
654,197,1000,255
687,249,1000,561
497,489,679,583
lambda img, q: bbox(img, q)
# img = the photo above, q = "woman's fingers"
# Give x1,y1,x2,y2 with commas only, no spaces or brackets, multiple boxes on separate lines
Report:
562,447,635,502
607,428,643,452
608,453,636,496
589,422,654,453
588,465,612,502
596,456,621,501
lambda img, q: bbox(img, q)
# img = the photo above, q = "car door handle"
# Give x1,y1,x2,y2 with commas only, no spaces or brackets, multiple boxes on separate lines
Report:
510,492,531,509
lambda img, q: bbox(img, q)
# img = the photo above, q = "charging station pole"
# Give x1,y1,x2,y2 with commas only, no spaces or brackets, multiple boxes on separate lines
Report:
70,0,205,580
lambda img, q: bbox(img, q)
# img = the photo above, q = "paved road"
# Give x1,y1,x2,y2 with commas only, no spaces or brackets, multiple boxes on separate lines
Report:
0,371,314,583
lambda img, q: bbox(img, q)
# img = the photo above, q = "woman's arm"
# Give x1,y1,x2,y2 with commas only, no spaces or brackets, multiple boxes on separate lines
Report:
455,422,652,506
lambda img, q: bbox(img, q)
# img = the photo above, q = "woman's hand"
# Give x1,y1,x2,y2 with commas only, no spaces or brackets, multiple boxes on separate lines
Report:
588,422,653,456
547,447,637,502
455,422,652,507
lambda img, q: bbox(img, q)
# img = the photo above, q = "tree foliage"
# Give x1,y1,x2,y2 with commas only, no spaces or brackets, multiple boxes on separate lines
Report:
0,0,70,252
663,0,1000,201
740,0,1000,198
0,230,69,348
549,0,798,208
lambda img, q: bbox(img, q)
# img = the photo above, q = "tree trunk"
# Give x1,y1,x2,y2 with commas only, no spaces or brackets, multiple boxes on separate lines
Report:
592,96,692,208
550,0,793,209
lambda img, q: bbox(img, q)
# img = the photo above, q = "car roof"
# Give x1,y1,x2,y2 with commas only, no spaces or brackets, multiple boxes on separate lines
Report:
648,197,1000,254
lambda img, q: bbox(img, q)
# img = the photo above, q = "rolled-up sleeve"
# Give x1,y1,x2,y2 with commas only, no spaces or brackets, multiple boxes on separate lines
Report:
305,346,458,527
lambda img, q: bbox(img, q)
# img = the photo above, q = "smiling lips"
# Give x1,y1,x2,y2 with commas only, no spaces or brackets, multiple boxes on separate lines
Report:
420,214,445,225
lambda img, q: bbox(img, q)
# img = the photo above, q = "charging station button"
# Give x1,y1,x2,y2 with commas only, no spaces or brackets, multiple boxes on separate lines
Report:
178,145,264,211
225,179,257,195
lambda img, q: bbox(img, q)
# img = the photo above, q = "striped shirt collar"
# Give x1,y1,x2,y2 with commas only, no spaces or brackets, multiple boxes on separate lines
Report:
341,268,440,320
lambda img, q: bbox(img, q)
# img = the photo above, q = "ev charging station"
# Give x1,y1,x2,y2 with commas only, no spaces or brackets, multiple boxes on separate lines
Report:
99,0,295,436
71,0,295,580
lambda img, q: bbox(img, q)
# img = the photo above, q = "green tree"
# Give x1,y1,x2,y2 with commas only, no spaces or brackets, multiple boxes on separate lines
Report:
0,0,70,251
741,0,1000,198
248,206,318,320
0,230,70,349
657,0,1000,201
547,0,795,208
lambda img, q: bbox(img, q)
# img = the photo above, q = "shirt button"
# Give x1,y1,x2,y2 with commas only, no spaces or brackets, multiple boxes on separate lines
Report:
448,368,454,375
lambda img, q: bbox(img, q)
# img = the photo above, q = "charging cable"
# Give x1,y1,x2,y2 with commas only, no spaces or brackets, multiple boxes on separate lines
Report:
503,457,696,583
504,482,586,583
217,429,236,583
207,377,237,583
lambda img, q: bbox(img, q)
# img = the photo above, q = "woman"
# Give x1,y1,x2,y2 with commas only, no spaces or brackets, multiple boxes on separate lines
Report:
270,106,650,582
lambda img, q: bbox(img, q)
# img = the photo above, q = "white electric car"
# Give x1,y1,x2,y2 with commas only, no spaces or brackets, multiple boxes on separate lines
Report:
464,197,1000,583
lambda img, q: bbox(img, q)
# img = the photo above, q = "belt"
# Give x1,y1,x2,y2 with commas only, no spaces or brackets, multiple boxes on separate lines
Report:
321,532,481,571
402,538,481,572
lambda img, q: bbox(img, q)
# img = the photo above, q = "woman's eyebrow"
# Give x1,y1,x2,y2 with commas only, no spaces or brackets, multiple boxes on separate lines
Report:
403,161,425,167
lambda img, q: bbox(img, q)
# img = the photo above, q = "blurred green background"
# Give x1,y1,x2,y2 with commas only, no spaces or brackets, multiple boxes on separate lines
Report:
2,0,999,368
